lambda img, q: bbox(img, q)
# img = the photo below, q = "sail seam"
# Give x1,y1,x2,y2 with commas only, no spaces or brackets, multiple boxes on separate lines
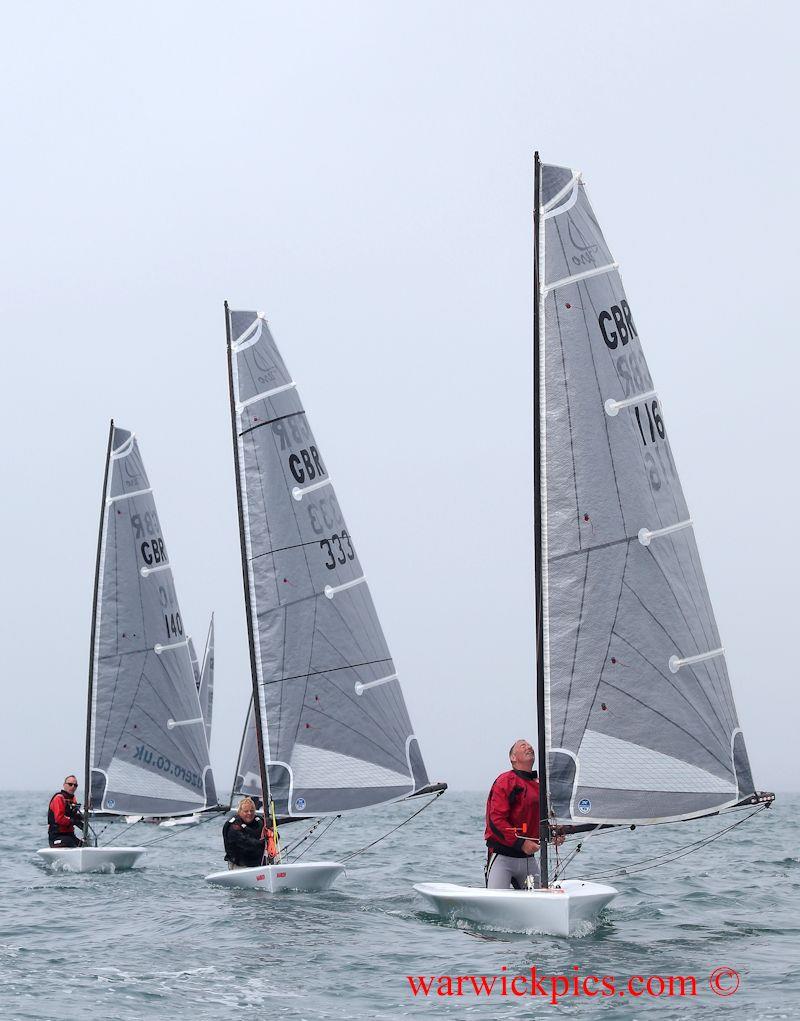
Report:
239,409,306,438
543,262,618,294
263,657,394,686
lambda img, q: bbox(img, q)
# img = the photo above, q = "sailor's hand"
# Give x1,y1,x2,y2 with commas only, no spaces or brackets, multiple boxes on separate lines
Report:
553,834,565,847
521,838,540,854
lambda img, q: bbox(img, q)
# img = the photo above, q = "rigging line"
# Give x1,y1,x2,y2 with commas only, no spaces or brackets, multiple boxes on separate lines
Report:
337,789,445,864
281,816,326,856
288,815,341,864
239,410,306,438
573,805,767,882
99,818,142,848
264,657,394,686
548,533,634,564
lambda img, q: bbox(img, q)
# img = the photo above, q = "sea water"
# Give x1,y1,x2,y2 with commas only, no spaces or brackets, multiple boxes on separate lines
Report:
3,791,797,1020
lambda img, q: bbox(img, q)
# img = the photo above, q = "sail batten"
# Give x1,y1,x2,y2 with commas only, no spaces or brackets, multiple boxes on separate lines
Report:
87,425,218,819
227,308,430,817
538,165,756,826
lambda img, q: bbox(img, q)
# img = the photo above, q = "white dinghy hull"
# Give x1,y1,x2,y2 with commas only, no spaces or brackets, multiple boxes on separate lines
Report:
205,861,345,893
37,847,146,873
413,879,618,936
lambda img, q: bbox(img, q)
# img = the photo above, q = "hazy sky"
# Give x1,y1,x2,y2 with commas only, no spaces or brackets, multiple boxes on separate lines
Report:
1,2,797,797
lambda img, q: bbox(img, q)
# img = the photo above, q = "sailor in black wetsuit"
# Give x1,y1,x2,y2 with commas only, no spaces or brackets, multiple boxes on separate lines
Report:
223,797,267,869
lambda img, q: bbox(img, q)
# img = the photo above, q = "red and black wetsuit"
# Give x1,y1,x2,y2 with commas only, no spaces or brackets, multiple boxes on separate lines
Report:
222,814,267,867
484,768,539,858
47,790,84,848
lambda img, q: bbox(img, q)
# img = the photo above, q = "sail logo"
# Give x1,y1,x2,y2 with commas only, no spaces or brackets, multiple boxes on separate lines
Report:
567,219,599,268
578,798,592,814
295,797,306,810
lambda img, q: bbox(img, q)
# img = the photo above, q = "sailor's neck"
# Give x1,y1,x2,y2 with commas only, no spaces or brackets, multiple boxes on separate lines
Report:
512,767,537,780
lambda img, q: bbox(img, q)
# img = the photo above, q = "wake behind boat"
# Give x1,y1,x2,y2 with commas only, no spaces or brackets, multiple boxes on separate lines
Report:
205,305,444,892
38,423,221,874
415,156,774,936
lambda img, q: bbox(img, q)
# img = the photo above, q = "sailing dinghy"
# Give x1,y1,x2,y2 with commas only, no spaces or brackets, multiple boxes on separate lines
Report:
414,156,774,936
38,423,220,872
205,305,443,892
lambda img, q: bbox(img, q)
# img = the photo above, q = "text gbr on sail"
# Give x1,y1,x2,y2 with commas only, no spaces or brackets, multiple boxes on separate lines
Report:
289,447,326,485
598,301,637,349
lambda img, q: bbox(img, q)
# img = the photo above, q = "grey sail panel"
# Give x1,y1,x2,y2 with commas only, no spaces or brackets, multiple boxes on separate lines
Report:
88,426,219,817
197,616,215,748
229,309,429,816
539,166,754,826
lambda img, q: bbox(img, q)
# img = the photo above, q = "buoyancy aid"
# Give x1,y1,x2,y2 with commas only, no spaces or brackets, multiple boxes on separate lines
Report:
47,791,83,840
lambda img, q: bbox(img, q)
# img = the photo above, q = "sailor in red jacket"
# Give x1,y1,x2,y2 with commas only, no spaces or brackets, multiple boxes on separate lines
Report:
47,776,85,848
484,739,542,889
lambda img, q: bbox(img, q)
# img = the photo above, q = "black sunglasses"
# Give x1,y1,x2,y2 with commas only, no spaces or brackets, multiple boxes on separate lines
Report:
65,782,78,787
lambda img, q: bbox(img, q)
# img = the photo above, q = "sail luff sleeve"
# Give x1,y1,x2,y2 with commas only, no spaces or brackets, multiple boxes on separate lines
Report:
540,165,756,826
89,426,218,817
228,309,430,816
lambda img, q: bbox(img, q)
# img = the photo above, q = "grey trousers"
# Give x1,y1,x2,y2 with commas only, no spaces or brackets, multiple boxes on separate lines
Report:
486,853,540,890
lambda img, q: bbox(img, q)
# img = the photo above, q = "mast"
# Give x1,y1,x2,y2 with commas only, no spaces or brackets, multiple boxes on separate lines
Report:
84,418,114,845
532,151,550,887
225,302,272,815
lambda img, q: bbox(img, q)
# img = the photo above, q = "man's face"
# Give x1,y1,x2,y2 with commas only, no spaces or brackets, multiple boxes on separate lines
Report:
238,806,256,823
510,740,535,771
64,777,79,794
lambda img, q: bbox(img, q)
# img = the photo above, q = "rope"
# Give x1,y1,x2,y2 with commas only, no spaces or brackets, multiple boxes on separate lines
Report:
559,805,767,882
288,815,341,863
337,790,445,865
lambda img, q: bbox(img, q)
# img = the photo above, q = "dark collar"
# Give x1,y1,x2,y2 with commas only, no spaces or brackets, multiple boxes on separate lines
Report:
512,768,538,780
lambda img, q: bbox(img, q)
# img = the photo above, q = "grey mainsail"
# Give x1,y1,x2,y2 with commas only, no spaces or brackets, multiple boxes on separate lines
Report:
226,307,430,816
197,615,215,748
536,164,755,827
87,424,219,818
